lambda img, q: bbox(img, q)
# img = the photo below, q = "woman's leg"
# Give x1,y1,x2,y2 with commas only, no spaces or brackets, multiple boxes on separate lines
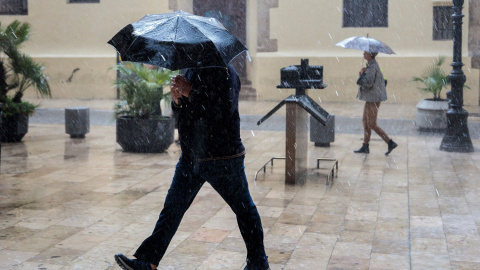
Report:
365,102,390,143
362,102,372,144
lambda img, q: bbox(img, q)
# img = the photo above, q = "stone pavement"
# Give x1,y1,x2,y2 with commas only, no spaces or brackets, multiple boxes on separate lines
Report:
1,98,480,269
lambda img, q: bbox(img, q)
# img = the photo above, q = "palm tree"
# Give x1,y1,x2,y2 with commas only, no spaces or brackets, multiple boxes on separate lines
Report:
113,62,177,119
0,20,51,116
412,56,450,101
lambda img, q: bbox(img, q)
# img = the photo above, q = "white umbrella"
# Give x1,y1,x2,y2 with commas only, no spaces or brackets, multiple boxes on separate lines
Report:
336,36,395,54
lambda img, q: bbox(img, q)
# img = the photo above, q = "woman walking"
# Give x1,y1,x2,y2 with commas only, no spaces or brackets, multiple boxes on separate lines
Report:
354,51,397,155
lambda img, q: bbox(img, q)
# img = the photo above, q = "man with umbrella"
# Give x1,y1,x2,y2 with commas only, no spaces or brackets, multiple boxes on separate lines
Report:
110,11,269,270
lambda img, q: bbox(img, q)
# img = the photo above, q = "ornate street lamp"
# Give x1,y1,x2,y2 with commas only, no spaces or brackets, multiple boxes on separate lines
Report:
440,0,474,152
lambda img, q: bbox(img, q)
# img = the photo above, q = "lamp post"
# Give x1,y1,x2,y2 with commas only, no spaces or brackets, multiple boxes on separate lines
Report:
440,0,474,152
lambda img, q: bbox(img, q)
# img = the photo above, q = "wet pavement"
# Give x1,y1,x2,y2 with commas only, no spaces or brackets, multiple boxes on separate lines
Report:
1,98,480,269
29,99,480,139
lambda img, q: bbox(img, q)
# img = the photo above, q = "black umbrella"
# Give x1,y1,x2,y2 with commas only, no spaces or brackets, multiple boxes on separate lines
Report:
107,10,247,70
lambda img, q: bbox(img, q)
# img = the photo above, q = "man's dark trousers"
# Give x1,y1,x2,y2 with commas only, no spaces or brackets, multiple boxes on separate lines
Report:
133,155,268,267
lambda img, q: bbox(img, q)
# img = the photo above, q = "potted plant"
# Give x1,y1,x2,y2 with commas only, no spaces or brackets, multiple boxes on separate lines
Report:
0,20,52,142
113,62,178,153
412,56,451,131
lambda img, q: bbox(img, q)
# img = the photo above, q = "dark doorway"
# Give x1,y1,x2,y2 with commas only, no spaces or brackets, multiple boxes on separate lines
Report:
193,0,247,80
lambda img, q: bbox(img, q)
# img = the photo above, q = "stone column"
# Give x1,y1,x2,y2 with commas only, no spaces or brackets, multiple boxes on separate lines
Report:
285,102,309,184
469,0,480,104
257,0,278,52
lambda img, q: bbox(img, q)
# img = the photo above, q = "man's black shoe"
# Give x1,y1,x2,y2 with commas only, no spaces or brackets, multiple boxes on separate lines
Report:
244,265,270,270
244,259,270,270
114,254,153,270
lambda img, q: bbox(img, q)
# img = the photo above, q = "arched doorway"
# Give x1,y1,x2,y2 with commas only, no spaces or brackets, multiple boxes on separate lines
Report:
192,0,247,81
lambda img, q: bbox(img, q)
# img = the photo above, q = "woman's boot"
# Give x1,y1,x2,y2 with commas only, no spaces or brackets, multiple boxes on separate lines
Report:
385,139,398,156
354,143,369,154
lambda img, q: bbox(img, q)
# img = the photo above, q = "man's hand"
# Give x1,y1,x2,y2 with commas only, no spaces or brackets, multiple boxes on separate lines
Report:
171,75,192,104
359,67,367,76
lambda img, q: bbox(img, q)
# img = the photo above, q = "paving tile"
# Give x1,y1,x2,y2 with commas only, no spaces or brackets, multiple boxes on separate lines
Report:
375,218,409,241
217,236,247,253
338,230,374,244
410,216,446,239
369,253,409,270
411,252,451,270
327,255,370,270
0,226,42,241
442,214,478,236
372,239,409,256
190,228,231,243
277,212,313,226
0,249,38,268
331,242,372,258
28,247,84,266
446,235,480,263
197,249,246,269
411,237,447,254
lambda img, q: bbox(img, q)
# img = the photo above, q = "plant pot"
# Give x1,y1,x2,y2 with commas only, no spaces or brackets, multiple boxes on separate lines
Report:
116,116,175,153
1,114,29,142
415,99,449,131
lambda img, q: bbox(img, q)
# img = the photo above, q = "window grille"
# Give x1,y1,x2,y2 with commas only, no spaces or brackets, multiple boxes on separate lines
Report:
433,6,453,40
0,0,28,15
343,0,388,28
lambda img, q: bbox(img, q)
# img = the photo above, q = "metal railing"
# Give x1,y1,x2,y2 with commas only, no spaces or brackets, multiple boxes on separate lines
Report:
254,157,338,186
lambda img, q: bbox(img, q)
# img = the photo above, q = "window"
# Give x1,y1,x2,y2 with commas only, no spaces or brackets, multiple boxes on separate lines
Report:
343,0,388,28
0,0,28,15
68,0,100,3
433,6,453,40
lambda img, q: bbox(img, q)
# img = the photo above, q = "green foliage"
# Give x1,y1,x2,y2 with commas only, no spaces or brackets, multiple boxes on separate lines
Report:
412,56,450,101
113,62,178,119
0,20,51,115
1,96,37,117
0,20,30,50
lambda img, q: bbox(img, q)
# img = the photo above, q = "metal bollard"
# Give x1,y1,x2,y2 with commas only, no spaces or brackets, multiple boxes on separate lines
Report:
65,107,90,138
310,114,335,147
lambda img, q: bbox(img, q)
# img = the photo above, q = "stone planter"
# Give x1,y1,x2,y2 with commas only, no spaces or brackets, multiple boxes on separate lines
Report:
415,99,449,131
116,116,175,153
0,114,29,142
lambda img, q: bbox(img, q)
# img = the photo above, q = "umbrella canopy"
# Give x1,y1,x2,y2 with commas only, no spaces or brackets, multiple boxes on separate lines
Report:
107,10,247,70
335,36,395,55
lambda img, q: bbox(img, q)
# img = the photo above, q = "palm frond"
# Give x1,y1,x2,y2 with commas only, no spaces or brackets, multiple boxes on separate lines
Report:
0,20,50,111
412,56,450,100
0,20,30,51
8,51,51,98
113,62,178,118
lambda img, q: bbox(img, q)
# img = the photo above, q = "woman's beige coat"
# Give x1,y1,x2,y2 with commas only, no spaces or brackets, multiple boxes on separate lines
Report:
356,59,387,102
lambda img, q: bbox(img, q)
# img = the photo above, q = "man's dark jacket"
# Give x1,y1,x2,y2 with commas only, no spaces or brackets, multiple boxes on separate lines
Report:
172,64,245,161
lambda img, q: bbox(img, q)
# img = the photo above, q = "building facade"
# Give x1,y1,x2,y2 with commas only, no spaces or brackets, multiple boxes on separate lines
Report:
1,0,479,105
